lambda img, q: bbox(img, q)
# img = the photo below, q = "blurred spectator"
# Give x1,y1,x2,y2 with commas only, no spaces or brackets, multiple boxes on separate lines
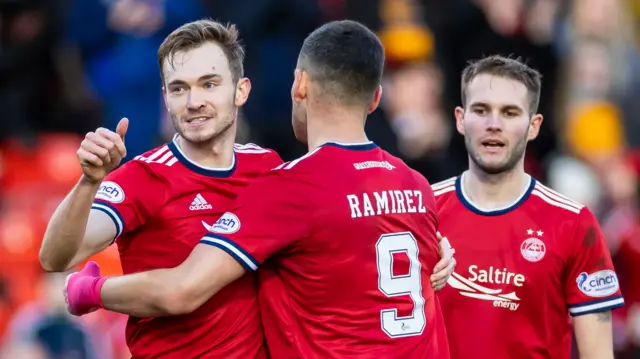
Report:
378,0,450,160
0,0,76,144
1,273,108,359
203,0,324,160
418,0,561,181
66,0,206,158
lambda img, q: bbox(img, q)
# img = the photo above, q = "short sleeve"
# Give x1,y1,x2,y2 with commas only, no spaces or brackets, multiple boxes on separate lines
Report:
564,208,624,316
199,171,310,271
91,160,167,241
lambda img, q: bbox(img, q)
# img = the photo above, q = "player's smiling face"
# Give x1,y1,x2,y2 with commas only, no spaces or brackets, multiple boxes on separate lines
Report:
162,42,250,145
455,74,542,175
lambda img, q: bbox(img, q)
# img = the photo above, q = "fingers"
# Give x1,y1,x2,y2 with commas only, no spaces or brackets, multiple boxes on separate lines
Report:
78,123,129,172
439,237,454,259
432,279,448,291
437,231,443,241
77,148,103,167
95,127,126,158
433,257,450,274
116,118,129,142
64,273,73,314
82,261,101,276
82,132,114,164
431,257,456,291
431,258,451,284
430,275,448,291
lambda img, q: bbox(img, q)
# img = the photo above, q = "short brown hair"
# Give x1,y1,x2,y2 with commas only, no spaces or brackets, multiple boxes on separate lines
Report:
158,19,245,83
461,55,542,114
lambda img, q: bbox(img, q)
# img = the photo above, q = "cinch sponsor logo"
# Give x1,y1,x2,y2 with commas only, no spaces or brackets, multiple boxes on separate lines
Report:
447,265,525,311
95,181,125,203
577,270,619,298
209,212,241,234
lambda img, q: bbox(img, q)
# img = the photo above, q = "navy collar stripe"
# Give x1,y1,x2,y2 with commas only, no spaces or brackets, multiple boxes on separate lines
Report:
456,174,535,216
322,141,377,151
168,136,236,178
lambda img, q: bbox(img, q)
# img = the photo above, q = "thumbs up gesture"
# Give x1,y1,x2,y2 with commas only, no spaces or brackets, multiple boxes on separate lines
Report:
77,118,129,183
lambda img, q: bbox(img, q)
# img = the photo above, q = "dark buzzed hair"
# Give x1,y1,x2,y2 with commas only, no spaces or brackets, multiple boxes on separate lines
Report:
298,20,384,105
461,55,542,114
158,19,245,84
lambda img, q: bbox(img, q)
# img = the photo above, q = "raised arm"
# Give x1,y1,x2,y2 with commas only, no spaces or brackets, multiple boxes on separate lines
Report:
39,120,128,271
40,179,117,271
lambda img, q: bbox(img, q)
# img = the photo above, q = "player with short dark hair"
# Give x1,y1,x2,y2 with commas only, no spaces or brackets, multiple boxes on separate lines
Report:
297,21,384,103
40,19,282,358
65,20,452,359
434,55,623,359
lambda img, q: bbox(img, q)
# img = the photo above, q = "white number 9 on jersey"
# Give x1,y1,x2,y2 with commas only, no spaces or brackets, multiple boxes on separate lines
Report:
376,232,426,338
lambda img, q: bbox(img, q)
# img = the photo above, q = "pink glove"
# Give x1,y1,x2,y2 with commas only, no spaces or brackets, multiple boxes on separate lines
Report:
64,261,108,316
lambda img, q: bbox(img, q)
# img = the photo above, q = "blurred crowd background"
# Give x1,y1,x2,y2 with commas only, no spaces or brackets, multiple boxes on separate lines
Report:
0,0,639,358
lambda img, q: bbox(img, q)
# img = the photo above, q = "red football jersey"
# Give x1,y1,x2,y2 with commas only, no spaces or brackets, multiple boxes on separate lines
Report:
434,174,625,359
91,137,282,359
201,142,450,359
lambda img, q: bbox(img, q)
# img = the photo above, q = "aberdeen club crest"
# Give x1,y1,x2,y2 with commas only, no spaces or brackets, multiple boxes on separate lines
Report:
521,229,546,262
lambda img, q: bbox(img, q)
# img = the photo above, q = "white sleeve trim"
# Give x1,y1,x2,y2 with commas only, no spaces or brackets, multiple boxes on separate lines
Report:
200,235,259,271
568,296,624,316
91,203,124,239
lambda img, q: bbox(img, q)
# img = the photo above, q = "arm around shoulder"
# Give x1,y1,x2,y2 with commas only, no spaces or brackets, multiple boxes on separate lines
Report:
40,156,164,272
96,171,305,317
41,122,130,272
98,243,247,317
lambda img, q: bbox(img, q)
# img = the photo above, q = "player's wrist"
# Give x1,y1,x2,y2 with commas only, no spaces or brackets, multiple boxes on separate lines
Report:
91,276,109,308
76,275,108,308
79,174,103,187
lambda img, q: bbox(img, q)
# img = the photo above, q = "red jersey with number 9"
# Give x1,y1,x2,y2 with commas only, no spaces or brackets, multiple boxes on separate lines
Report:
200,142,450,359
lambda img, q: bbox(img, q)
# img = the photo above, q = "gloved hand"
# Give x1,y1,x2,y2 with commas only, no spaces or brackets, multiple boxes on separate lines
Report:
64,261,108,316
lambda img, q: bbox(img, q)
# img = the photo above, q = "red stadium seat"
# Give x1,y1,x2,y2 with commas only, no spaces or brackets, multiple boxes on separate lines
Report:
0,133,83,192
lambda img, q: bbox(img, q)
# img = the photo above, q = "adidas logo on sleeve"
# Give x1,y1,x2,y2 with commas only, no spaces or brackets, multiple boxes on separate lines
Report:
190,194,213,211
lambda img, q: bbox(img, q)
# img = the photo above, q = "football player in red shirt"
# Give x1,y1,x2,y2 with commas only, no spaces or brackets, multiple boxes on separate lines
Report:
432,55,623,359
40,20,282,359
65,20,454,359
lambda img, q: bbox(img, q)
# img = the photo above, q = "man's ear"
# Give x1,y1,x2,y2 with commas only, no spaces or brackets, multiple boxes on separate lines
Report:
368,85,383,114
527,113,543,141
292,69,308,103
235,78,252,107
162,87,168,111
454,106,466,136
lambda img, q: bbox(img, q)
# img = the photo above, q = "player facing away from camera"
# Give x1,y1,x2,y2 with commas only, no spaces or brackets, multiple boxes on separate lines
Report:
40,20,283,358
64,20,452,359
434,55,624,359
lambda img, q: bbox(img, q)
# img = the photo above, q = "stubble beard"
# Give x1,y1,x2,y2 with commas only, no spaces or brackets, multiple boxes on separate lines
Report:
466,134,528,176
173,108,236,146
